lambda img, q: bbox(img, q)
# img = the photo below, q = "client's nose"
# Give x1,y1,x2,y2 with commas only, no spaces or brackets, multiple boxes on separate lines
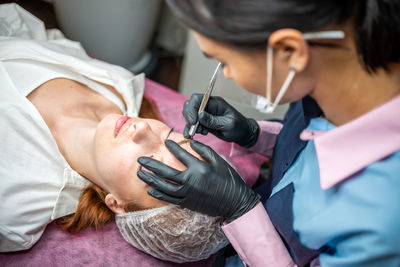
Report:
131,121,160,146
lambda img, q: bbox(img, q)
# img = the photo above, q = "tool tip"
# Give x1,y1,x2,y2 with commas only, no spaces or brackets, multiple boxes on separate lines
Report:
184,134,193,140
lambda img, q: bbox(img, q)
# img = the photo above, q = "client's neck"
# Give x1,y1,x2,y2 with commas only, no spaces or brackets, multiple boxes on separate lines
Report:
27,78,123,178
57,118,98,178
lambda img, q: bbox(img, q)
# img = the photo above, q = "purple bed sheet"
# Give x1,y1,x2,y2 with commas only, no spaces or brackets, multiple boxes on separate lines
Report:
0,79,268,267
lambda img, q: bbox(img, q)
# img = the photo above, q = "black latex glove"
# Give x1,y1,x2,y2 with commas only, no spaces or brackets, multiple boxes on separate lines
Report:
137,139,260,222
183,94,260,148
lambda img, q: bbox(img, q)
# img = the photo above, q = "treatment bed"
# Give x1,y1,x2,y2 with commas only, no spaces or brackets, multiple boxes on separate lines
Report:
0,78,267,267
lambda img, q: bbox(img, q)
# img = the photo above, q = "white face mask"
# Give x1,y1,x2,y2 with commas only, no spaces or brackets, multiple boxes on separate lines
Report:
254,30,345,114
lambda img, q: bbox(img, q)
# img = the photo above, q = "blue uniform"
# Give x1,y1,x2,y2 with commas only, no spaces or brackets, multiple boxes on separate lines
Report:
223,95,400,267
271,117,400,266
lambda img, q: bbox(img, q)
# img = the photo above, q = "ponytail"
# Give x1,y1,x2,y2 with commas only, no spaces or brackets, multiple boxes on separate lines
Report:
354,0,400,72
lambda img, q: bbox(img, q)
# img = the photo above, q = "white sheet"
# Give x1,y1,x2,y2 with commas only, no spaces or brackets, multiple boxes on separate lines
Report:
0,3,144,252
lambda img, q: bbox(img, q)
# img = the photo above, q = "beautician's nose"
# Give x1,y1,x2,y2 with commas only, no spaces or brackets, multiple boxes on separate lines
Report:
223,66,232,79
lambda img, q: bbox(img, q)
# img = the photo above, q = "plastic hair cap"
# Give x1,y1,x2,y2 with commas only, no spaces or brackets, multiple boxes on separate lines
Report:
116,204,228,263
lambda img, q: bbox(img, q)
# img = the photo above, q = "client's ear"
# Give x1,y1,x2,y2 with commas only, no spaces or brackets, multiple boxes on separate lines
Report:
105,194,126,214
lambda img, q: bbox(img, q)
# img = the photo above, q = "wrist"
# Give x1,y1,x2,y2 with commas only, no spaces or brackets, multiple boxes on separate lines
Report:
226,192,261,223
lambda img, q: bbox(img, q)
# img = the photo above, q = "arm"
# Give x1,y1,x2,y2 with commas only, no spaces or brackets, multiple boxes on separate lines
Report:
137,140,294,266
230,120,283,158
222,203,295,267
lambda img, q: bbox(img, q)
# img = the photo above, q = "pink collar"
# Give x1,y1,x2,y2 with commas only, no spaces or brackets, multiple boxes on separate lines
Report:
300,95,400,189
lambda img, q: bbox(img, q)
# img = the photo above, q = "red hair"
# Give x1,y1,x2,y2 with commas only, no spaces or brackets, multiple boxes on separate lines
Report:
56,183,113,233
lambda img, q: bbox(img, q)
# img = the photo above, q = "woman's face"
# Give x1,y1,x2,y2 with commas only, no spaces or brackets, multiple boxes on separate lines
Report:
92,114,196,211
194,32,267,96
193,32,312,104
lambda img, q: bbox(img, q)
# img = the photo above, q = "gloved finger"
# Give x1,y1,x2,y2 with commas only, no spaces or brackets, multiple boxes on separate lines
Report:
182,94,204,124
147,189,183,205
190,93,204,107
183,123,208,138
183,125,191,139
165,139,202,167
203,96,230,115
198,111,232,131
194,124,209,135
199,125,208,135
137,156,183,183
182,101,198,125
189,139,221,164
137,170,185,197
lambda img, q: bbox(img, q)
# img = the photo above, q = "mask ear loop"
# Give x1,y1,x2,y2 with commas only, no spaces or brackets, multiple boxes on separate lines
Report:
263,30,344,113
265,45,297,113
267,66,296,113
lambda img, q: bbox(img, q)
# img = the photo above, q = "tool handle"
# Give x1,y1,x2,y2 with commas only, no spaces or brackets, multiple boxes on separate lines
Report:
187,62,222,139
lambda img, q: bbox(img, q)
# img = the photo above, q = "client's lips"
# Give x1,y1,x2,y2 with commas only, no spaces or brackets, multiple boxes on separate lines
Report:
114,116,132,137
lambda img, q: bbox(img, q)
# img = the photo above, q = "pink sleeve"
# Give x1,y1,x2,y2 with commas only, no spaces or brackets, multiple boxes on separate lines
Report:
222,203,295,267
230,121,283,158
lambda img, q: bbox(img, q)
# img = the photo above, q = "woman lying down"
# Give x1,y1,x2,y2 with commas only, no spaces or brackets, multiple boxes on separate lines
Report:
0,24,227,262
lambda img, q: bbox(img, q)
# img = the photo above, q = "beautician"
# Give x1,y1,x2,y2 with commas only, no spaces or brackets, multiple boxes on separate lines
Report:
137,1,400,266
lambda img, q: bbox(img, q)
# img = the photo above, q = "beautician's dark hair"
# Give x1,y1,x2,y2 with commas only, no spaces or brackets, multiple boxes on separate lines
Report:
167,0,400,72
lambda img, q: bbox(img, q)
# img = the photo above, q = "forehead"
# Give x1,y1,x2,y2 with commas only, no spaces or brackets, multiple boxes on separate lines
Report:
193,31,262,62
193,32,226,53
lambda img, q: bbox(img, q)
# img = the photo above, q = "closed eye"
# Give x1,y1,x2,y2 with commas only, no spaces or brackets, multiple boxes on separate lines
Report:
164,128,190,145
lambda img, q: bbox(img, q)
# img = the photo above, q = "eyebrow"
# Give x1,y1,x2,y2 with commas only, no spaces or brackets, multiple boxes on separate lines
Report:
201,51,212,59
164,128,190,145
165,127,174,141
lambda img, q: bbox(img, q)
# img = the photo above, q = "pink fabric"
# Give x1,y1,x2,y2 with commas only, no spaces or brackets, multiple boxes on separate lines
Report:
222,203,295,267
301,95,400,189
0,79,268,266
0,222,212,267
230,120,283,158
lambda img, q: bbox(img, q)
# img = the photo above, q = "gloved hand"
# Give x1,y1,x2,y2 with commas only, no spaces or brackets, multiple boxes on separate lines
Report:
137,139,260,222
183,94,260,148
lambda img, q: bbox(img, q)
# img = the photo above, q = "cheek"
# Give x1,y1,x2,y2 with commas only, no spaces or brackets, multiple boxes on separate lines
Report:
223,66,232,79
282,82,313,103
163,153,186,172
111,158,166,209
94,142,138,189
130,174,167,209
229,63,265,96
273,64,289,90
93,116,118,163
138,190,167,209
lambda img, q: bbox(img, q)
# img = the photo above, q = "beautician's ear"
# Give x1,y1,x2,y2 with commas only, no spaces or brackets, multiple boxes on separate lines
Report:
268,29,309,72
105,194,126,214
